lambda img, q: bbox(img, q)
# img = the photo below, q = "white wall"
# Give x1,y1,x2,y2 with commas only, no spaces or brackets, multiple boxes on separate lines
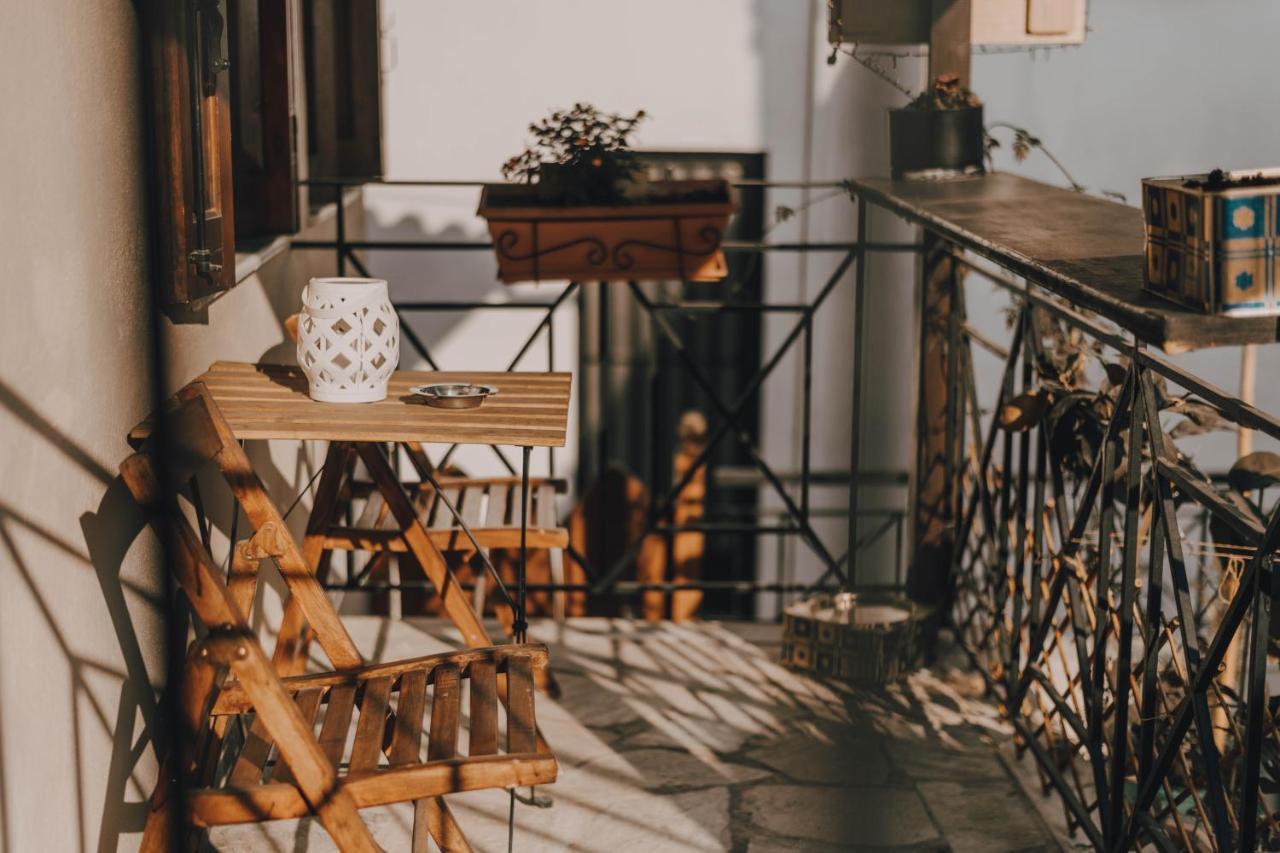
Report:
0,4,164,849
371,0,921,607
0,2,328,848
971,0,1280,467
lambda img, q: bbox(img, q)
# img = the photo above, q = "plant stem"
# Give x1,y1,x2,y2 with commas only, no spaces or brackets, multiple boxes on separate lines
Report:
987,122,1085,192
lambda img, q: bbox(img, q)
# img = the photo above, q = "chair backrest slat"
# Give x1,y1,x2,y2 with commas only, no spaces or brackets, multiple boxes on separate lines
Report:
505,656,536,754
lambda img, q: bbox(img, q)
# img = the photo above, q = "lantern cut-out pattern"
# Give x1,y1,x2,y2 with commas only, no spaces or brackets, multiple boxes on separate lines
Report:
297,277,399,402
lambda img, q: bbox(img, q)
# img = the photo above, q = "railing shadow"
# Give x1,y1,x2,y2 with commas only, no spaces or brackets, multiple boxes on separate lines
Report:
0,376,163,850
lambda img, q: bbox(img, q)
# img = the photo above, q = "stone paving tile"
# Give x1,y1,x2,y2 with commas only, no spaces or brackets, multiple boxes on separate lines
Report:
211,617,1065,852
601,746,772,789
885,736,1010,783
917,780,1060,853
744,730,892,786
741,784,942,848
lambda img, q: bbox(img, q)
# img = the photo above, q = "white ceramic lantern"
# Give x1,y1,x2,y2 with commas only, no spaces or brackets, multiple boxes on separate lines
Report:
297,277,399,403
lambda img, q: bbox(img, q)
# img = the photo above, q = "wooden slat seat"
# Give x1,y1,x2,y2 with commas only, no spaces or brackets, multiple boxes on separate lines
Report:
189,646,556,828
327,476,569,554
121,383,558,851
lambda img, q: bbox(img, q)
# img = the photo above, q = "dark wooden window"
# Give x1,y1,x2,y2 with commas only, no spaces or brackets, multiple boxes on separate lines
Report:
228,0,297,239
303,0,383,202
142,0,236,306
142,0,383,304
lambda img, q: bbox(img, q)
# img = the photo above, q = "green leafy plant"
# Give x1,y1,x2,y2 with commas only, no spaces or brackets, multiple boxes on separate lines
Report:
501,103,647,205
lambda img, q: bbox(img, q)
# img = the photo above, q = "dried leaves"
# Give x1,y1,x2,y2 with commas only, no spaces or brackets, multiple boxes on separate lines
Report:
1227,451,1280,493
999,388,1052,432
906,73,983,111
501,103,648,204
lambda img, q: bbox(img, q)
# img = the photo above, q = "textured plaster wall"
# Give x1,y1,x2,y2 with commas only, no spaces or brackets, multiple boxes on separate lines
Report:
0,2,324,849
0,3,163,849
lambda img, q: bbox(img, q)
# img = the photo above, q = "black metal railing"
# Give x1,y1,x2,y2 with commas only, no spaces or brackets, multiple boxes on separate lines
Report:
292,176,915,610
935,252,1278,850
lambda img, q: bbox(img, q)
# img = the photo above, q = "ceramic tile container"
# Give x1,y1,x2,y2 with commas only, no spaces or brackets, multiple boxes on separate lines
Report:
1142,169,1280,316
781,592,932,685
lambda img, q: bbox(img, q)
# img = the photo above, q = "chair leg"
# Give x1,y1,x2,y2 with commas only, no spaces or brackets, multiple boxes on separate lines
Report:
413,797,473,853
138,757,178,853
549,548,566,623
472,550,489,620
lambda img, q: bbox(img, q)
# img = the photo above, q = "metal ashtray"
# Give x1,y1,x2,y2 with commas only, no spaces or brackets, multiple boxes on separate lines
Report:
410,383,499,409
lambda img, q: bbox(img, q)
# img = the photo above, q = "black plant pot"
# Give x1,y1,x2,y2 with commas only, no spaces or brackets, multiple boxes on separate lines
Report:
889,105,985,179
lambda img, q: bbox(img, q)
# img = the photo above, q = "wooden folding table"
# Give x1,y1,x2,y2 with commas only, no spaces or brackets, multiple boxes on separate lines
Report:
133,360,572,671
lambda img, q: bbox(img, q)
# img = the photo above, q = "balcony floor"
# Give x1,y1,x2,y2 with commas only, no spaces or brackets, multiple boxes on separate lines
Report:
211,617,1073,852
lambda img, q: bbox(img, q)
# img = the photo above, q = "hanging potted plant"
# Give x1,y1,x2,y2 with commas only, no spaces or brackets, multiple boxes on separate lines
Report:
826,36,985,179
478,104,737,284
888,73,985,179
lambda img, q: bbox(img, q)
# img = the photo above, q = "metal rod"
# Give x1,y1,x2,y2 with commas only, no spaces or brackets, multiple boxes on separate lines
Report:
336,190,347,275
324,580,882,594
801,312,813,525
588,251,858,593
1105,344,1146,846
290,238,919,254
504,283,578,372
1238,554,1273,851
413,461,517,615
847,198,867,588
300,176,857,190
394,301,571,311
516,446,531,643
626,280,847,585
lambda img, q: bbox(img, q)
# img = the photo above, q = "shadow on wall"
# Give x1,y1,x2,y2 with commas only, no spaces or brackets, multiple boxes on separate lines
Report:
0,363,316,851
363,212,509,368
0,379,166,853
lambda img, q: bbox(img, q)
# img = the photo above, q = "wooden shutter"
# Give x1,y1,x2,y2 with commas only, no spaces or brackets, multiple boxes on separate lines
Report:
143,0,237,305
229,0,298,239
303,0,382,200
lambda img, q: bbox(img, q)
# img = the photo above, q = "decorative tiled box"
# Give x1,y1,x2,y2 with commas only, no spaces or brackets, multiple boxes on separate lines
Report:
781,592,931,685
1142,169,1280,316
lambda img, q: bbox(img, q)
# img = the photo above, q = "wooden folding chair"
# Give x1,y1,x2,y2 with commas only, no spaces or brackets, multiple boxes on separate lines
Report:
124,385,557,851
329,442,572,620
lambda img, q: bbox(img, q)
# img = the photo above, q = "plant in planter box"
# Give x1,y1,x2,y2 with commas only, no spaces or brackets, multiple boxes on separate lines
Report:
478,104,737,284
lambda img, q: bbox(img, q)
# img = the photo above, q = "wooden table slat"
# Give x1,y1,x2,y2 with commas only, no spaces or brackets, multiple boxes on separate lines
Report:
136,362,573,448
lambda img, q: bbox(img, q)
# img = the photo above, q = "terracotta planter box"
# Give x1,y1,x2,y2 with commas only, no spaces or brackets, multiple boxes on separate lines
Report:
477,179,736,284
1143,169,1280,316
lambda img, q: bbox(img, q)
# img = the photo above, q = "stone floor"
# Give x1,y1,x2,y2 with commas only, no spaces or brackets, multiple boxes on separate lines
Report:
211,618,1080,852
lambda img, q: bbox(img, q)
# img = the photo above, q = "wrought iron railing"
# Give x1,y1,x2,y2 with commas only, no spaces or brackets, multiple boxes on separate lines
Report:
935,250,1279,850
291,177,915,610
